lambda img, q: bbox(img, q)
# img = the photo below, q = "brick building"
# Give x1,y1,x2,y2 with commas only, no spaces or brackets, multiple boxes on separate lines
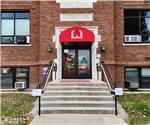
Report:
1,0,150,89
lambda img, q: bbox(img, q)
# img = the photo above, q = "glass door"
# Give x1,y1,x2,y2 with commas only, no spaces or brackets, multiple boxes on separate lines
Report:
62,48,91,79
63,49,76,79
78,50,91,78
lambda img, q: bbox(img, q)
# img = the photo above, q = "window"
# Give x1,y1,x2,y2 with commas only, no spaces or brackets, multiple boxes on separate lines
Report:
124,10,150,43
125,68,139,88
0,68,13,89
125,67,150,88
0,67,29,89
1,11,30,44
16,68,29,88
141,68,150,88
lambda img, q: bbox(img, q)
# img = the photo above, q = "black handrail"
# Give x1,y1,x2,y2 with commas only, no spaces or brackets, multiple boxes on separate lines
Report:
97,61,115,93
36,61,53,90
36,61,57,116
101,61,115,87
96,60,118,116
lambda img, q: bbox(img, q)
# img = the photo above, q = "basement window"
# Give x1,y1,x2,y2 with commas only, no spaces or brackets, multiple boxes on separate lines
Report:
125,67,150,88
0,67,29,89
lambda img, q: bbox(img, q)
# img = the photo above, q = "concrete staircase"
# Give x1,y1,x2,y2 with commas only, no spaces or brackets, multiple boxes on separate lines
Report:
41,80,115,114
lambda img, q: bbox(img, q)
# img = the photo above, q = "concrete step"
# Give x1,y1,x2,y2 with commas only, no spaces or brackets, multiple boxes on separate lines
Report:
41,107,115,114
40,80,115,115
49,83,107,87
46,87,109,91
41,101,114,107
47,85,108,88
43,91,111,96
41,95,114,101
50,80,106,84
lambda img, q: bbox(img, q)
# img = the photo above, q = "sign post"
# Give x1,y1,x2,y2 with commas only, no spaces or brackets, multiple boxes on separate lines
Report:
32,89,42,116
114,88,123,116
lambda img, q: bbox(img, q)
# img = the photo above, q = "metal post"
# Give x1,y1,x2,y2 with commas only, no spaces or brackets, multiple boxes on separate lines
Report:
51,71,52,81
39,96,41,116
115,95,118,116
97,70,99,80
96,63,99,80
55,71,56,80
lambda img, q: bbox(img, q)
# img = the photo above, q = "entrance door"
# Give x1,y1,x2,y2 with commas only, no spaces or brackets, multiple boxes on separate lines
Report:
78,50,91,78
62,45,91,79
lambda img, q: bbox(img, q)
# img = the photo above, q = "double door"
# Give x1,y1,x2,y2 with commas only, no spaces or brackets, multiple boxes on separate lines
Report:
62,46,91,79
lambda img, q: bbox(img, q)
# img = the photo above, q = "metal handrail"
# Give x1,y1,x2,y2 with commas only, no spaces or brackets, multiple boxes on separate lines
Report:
36,61,57,93
97,61,115,93
43,62,55,92
97,60,118,116
36,61,57,116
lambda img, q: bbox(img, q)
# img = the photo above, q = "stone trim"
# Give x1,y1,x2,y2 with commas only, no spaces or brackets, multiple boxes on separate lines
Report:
60,13,93,21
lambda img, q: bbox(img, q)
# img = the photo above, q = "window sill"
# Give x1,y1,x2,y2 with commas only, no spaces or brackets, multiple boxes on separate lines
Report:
0,44,31,47
124,88,150,92
123,43,150,46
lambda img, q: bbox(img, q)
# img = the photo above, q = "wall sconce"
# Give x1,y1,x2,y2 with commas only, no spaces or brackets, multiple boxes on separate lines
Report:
47,46,52,52
101,45,108,52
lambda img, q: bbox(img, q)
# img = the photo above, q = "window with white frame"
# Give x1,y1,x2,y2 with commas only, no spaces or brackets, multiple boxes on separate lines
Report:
1,11,30,44
124,10,150,43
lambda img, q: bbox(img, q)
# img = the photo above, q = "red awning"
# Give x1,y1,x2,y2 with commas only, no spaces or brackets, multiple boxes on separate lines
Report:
59,26,95,43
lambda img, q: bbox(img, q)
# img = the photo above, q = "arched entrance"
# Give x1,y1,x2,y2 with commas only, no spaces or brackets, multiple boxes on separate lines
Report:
54,26,100,80
59,27,95,79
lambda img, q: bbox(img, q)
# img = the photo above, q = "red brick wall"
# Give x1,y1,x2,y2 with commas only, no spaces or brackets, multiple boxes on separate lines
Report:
1,1,39,64
114,1,150,87
1,1,150,88
1,1,40,88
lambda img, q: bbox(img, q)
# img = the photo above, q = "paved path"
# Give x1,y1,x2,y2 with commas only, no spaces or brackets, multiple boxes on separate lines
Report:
30,114,128,125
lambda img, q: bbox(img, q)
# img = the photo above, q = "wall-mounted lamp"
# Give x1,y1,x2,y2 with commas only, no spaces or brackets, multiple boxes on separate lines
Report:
47,46,52,52
101,45,108,52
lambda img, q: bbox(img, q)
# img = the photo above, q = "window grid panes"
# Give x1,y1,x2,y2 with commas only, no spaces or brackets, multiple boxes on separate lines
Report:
15,19,30,35
2,19,14,35
0,67,29,89
124,9,150,43
0,68,13,89
1,11,30,44
125,67,150,88
125,68,139,88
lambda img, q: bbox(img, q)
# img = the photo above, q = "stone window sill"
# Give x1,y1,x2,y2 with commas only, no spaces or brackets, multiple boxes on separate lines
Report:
123,43,150,46
0,44,31,47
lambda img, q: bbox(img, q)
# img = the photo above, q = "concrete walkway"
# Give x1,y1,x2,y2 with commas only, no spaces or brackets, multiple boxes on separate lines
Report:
30,114,128,125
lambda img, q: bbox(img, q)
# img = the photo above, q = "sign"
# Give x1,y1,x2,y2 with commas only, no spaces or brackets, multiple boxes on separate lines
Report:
59,26,95,42
43,67,48,74
115,88,123,96
71,30,83,39
32,89,42,96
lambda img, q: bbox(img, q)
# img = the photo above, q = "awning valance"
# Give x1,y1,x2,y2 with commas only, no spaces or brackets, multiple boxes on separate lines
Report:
59,26,95,43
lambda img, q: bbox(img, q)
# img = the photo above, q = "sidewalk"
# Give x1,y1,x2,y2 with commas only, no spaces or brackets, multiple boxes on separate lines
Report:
30,114,128,125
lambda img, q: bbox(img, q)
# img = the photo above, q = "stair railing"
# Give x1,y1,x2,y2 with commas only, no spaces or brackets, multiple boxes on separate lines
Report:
96,60,118,116
36,61,57,116
97,61,115,93
36,61,57,92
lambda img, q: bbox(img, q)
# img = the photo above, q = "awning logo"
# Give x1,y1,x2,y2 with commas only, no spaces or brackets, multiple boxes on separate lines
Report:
71,30,83,39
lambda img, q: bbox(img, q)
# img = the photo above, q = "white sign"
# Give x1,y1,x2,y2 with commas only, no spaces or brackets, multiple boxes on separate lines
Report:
43,67,48,74
115,88,123,96
32,89,42,96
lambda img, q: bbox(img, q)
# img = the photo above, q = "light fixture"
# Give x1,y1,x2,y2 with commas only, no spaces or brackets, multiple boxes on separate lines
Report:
47,46,52,52
96,54,101,59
